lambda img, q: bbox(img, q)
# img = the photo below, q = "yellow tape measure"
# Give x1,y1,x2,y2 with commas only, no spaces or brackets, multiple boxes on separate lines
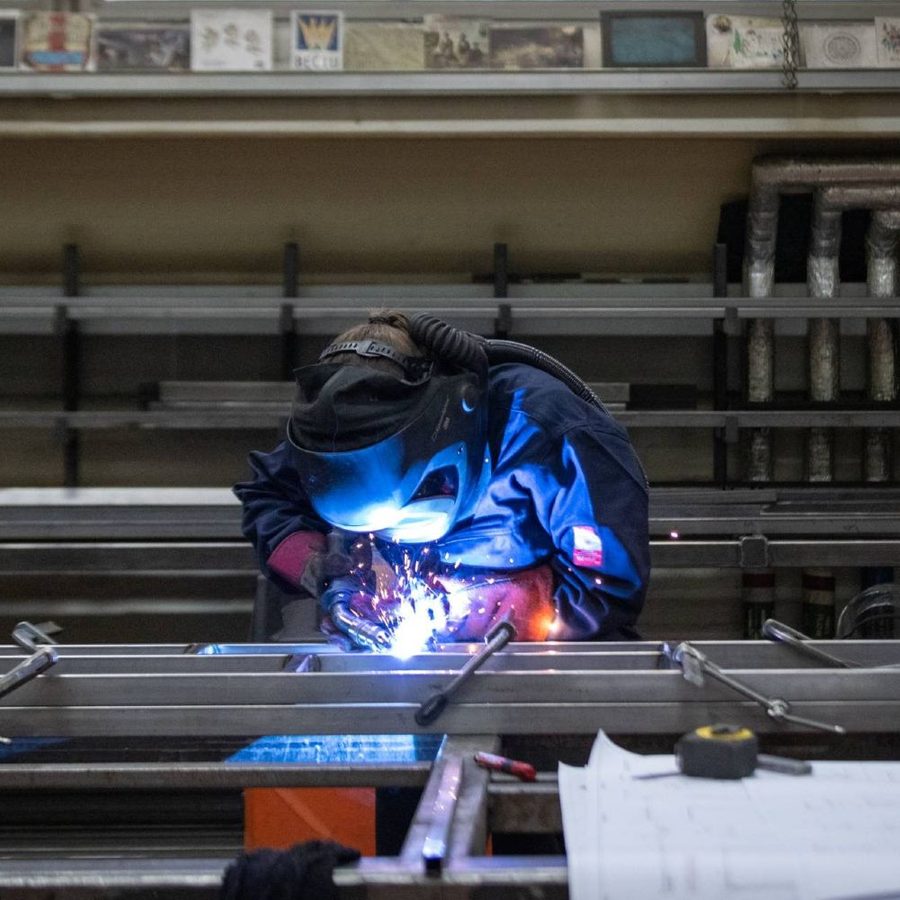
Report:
676,724,812,779
677,724,758,779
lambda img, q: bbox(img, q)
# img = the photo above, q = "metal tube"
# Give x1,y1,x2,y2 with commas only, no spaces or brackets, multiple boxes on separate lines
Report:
742,569,775,640
807,195,842,482
0,647,58,701
744,320,774,482
804,192,842,634
802,568,837,639
421,755,462,874
761,619,857,668
865,209,899,482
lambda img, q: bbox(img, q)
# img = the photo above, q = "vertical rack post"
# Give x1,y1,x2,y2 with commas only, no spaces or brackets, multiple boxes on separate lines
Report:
280,242,299,380
493,242,510,338
59,243,81,487
712,242,729,487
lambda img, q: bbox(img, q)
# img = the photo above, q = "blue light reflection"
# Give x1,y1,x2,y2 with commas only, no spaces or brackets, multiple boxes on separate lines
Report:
226,734,441,765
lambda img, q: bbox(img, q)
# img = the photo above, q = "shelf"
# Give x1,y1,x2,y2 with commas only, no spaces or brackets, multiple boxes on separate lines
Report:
7,486,900,568
0,70,898,138
5,69,900,97
1,285,896,337
4,408,900,430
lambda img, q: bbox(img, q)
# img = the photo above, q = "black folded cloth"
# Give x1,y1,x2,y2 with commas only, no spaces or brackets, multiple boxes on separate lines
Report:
221,839,361,900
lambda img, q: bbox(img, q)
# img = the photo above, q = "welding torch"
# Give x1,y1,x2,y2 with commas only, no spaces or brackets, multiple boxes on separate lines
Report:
326,593,392,652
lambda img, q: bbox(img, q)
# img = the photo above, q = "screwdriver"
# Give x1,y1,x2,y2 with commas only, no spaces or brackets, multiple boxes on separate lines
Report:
474,751,537,782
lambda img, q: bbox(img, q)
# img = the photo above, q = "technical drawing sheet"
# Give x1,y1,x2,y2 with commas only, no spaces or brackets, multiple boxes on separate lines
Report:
559,732,900,900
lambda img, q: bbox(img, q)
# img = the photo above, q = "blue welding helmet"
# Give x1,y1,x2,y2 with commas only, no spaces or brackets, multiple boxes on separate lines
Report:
287,340,489,542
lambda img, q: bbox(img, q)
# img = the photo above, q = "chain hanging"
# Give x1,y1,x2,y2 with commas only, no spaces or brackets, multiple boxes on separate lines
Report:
781,0,800,89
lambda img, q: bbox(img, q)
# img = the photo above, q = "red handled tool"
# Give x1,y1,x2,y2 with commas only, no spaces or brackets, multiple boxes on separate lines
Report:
474,751,537,782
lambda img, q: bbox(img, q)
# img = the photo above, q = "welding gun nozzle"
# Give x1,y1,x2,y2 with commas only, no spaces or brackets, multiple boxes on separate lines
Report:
329,602,392,653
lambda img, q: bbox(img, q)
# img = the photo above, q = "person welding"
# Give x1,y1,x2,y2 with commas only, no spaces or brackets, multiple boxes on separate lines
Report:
234,311,650,651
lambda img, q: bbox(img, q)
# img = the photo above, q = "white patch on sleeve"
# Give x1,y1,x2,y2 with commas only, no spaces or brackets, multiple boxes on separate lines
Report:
572,525,604,567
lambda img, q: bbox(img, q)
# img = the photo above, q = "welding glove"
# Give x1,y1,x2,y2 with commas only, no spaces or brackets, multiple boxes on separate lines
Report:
265,531,373,598
436,564,556,642
304,535,373,598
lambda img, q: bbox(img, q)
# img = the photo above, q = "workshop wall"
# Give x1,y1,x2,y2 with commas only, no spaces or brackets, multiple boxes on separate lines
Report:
0,135,866,282
1,129,892,644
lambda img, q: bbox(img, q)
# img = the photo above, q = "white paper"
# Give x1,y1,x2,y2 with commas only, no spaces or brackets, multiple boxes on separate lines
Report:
191,9,272,71
560,731,900,900
875,18,900,68
706,15,784,69
801,22,877,69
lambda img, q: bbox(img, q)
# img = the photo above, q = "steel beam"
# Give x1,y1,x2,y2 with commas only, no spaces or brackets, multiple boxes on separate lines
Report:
3,668,900,710
2,639,898,668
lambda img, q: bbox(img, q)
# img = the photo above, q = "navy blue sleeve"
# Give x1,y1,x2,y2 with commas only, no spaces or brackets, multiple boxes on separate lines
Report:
232,441,327,588
536,425,650,640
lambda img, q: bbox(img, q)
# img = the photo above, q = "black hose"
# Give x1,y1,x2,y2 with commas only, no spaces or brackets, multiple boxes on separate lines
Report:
485,339,609,413
409,314,607,412
409,314,489,383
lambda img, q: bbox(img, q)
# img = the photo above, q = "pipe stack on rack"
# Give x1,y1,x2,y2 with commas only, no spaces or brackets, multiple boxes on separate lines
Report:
742,158,900,637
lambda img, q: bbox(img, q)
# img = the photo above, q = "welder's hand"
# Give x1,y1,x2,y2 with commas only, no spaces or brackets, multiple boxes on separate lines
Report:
300,537,373,597
437,565,556,642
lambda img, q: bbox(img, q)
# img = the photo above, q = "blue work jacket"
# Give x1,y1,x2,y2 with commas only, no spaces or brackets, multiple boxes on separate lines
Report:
234,363,650,640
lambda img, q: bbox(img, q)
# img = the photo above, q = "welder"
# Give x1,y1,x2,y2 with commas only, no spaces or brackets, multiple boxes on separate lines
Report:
233,311,650,649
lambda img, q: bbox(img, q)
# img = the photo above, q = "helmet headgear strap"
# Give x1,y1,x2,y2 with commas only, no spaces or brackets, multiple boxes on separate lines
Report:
318,339,433,384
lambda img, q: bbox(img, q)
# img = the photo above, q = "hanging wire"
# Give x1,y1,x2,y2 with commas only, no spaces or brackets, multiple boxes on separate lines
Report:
781,0,800,89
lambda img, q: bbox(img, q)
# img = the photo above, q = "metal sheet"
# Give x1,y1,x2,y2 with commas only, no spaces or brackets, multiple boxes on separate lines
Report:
0,761,432,790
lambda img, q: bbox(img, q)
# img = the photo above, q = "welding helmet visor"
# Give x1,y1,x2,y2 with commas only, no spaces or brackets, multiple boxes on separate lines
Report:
287,362,487,542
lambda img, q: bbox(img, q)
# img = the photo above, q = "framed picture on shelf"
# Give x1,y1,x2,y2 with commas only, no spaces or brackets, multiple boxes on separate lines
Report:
600,11,705,68
875,18,900,68
424,16,489,69
96,22,190,72
706,15,784,69
489,25,584,70
190,9,272,71
800,21,876,69
344,23,423,72
290,11,343,71
0,10,18,69
20,12,94,72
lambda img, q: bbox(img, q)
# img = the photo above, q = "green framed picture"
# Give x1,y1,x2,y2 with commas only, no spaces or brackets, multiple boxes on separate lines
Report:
601,11,706,68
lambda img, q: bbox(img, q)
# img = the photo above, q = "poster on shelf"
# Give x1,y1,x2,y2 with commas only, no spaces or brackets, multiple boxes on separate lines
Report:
0,10,17,69
424,16,489,69
190,9,272,71
489,25,584,70
706,15,784,68
20,12,94,72
344,23,423,71
800,22,876,69
290,11,342,70
875,18,900,68
96,22,190,72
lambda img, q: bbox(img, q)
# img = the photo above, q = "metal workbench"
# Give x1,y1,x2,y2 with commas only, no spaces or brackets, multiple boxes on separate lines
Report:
0,637,898,897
